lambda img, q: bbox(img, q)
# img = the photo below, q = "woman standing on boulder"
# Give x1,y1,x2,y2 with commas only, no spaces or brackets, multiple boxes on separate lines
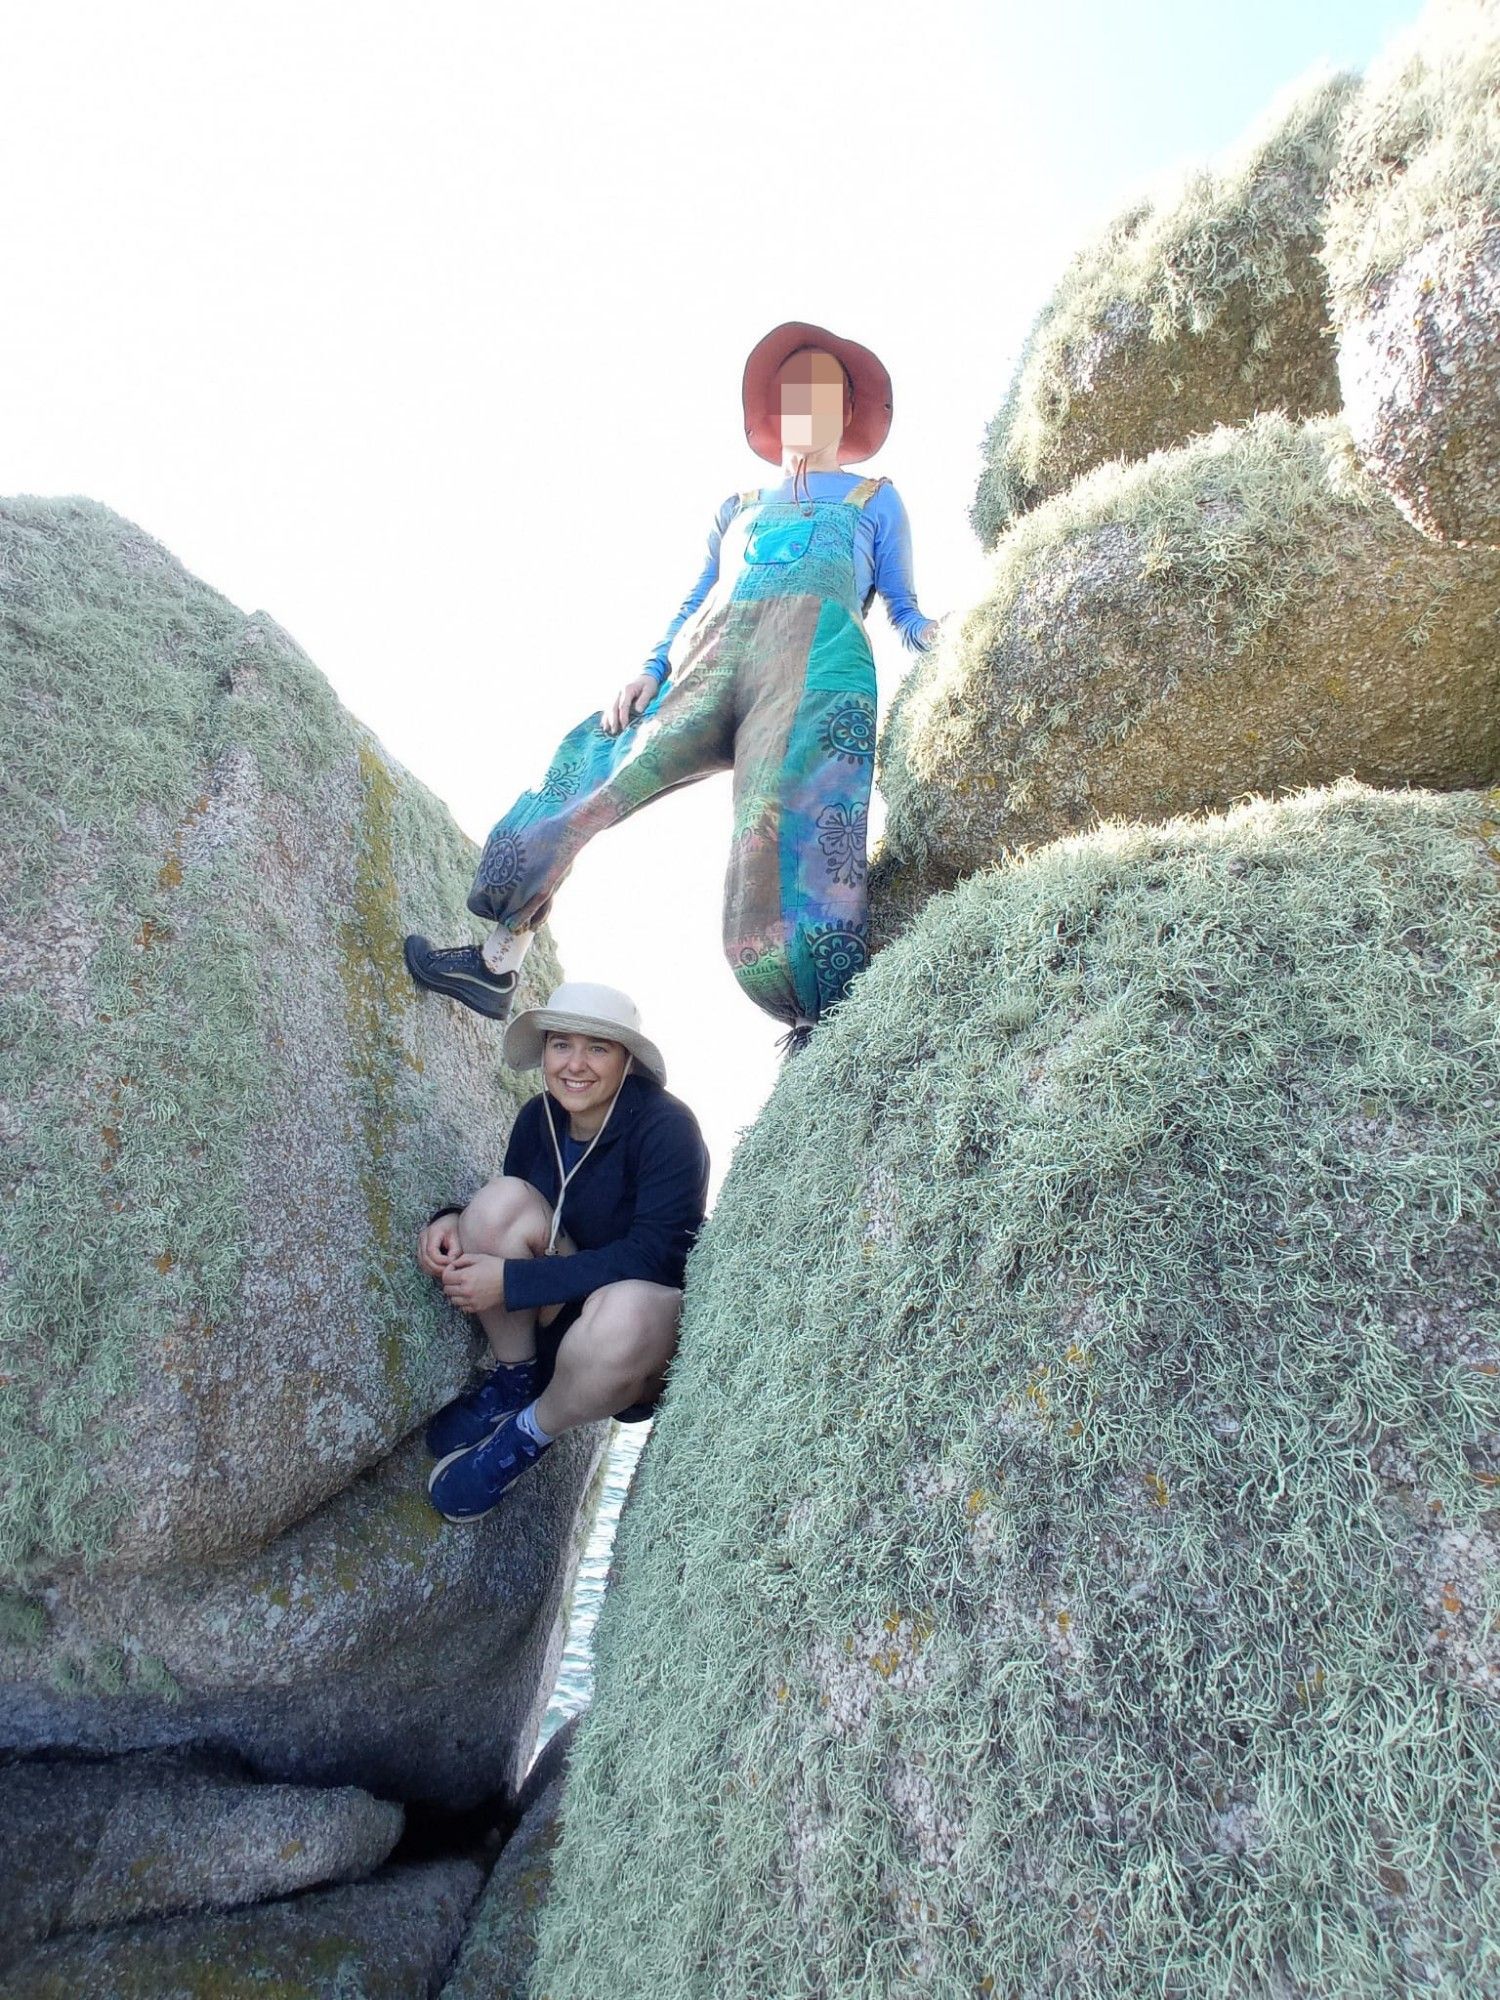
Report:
405,321,944,1054
419,981,709,1522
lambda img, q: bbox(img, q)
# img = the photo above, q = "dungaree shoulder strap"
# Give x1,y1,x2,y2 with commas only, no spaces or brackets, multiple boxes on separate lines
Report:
843,475,888,510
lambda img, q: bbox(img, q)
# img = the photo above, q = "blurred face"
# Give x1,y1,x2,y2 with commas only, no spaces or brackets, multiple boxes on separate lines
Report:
542,1031,629,1130
776,348,851,456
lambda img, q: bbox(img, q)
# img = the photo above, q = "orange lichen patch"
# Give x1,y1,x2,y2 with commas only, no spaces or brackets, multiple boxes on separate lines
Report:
1063,1342,1090,1367
278,1838,307,1861
157,853,183,890
964,1489,990,1518
100,1125,121,1171
136,917,170,951
1377,1863,1409,1897
775,1680,789,1702
1023,1375,1052,1421
1295,1665,1326,1707
1056,1609,1072,1633
154,1251,175,1276
1143,1471,1170,1508
1441,1586,1463,1615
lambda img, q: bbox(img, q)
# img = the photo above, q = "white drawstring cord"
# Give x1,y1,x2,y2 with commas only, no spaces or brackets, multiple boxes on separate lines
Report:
543,1056,633,1253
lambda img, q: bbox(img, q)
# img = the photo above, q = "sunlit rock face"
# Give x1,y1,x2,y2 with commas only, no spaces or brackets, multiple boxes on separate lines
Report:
1325,0,1500,548
971,72,1355,545
875,415,1500,930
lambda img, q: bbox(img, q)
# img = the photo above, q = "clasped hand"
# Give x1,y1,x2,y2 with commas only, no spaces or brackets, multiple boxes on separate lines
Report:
416,1215,507,1313
601,673,658,737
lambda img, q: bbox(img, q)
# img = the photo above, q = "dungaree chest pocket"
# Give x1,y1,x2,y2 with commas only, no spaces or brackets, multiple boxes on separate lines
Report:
743,513,814,566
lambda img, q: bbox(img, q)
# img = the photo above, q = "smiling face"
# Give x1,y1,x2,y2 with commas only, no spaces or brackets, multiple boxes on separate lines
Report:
542,1031,630,1135
775,347,852,458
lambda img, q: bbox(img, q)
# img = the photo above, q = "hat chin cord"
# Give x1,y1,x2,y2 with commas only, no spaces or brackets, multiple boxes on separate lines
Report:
542,1056,632,1254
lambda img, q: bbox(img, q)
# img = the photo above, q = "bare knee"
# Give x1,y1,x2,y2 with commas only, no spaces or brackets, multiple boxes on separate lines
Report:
572,1281,682,1375
458,1176,554,1258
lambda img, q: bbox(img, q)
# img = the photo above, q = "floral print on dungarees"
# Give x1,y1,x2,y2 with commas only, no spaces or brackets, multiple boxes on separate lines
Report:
820,695,877,765
816,803,869,886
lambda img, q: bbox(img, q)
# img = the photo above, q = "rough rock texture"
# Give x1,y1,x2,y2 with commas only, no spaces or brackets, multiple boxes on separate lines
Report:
0,1431,604,1807
440,1771,568,2000
1324,1,1500,546
878,415,1500,921
0,496,605,1812
0,1753,402,1967
0,495,561,1585
0,1859,482,1999
534,784,1500,1999
972,71,1354,544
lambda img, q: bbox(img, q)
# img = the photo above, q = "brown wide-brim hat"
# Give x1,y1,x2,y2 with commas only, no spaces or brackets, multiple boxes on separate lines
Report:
742,320,894,467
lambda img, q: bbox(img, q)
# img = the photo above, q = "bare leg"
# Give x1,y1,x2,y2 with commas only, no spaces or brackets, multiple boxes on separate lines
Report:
534,1280,682,1434
454,1177,573,1366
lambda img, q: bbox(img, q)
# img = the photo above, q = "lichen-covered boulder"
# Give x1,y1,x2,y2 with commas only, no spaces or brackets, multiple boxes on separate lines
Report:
0,496,606,1812
0,1754,402,1967
1324,0,1500,546
534,784,1499,1999
0,496,560,1586
0,1432,604,1808
973,71,1354,545
0,1859,482,1999
878,415,1500,921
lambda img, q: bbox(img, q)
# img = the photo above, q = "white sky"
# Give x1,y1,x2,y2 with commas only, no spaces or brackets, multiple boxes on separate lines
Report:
3,0,1421,1194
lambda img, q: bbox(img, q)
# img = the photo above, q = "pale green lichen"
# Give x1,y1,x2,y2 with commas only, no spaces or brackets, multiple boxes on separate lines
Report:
0,496,546,1582
536,782,1499,2000
884,412,1385,884
974,69,1356,540
0,500,266,1580
1323,0,1500,317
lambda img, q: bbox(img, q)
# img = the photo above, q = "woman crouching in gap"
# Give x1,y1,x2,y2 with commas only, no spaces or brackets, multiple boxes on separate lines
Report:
418,982,709,1523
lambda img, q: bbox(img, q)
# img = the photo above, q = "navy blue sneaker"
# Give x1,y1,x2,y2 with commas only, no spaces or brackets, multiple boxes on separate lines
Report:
424,1357,542,1459
403,936,518,1021
428,1410,554,1522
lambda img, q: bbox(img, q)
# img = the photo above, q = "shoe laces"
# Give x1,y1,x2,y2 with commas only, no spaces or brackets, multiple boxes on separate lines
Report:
427,943,514,985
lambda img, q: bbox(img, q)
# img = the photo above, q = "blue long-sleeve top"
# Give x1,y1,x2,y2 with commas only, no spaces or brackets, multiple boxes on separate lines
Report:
498,1075,710,1312
644,468,937,677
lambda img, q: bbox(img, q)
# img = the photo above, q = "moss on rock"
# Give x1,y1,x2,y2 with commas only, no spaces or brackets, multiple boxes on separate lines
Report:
973,71,1355,544
534,783,1499,2000
878,414,1500,923
1324,0,1500,545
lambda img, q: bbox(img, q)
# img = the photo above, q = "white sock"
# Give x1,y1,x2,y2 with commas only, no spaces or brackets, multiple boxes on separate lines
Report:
481,926,535,977
515,1399,554,1447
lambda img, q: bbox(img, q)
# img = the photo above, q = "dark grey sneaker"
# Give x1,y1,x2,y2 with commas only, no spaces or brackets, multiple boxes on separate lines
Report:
403,935,518,1021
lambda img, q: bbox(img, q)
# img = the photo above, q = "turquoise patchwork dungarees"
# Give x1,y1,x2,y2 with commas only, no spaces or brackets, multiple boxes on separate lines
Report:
469,476,886,1027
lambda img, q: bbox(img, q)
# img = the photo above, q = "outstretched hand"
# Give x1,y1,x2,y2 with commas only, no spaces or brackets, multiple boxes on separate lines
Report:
602,674,659,737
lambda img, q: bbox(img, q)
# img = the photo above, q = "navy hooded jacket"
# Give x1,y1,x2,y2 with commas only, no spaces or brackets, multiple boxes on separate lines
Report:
494,1074,710,1312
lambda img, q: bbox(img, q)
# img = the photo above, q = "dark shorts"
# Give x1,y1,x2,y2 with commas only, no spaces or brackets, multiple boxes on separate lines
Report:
534,1296,659,1426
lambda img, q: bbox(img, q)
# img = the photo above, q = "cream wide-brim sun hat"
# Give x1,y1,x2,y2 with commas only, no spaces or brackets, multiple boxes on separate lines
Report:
502,981,667,1087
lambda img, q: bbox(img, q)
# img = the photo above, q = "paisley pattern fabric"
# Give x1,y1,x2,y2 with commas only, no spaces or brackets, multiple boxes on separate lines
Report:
468,477,886,1026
